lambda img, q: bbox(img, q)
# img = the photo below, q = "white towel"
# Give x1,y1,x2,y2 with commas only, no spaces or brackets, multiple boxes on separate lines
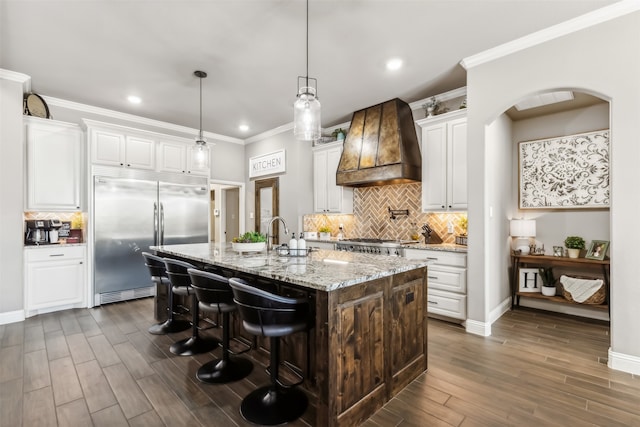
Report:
560,275,603,303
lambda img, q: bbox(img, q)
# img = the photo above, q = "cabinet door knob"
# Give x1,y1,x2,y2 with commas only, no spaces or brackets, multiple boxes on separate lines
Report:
441,205,445,208
127,164,131,167
120,163,124,166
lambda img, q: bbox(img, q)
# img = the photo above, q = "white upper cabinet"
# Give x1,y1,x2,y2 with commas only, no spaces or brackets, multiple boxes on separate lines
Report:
25,117,83,211
91,128,155,170
86,120,209,176
418,110,467,212
158,141,188,173
157,141,209,176
125,136,155,169
313,142,353,213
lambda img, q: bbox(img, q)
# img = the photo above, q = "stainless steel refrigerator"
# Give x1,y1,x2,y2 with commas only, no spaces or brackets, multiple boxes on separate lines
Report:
93,174,209,304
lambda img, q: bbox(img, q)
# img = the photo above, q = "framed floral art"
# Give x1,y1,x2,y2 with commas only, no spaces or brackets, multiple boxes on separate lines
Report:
518,129,609,209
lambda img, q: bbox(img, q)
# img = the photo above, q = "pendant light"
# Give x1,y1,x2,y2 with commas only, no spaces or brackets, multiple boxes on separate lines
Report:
193,70,209,168
293,0,321,142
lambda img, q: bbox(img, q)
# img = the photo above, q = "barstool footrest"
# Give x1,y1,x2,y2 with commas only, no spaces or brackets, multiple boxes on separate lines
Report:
240,385,308,426
266,360,304,388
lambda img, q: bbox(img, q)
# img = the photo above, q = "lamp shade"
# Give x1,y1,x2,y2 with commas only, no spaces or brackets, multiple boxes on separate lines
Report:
510,219,536,237
293,86,321,142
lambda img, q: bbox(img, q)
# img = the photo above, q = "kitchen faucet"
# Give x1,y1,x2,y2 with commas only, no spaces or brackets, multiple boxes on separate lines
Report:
266,216,289,252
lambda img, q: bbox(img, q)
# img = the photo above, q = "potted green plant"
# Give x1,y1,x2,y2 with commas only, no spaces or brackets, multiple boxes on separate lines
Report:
318,226,331,240
564,236,585,259
538,267,556,296
231,231,267,252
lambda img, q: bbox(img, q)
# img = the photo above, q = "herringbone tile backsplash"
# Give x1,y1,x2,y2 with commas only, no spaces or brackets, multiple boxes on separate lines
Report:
304,183,467,243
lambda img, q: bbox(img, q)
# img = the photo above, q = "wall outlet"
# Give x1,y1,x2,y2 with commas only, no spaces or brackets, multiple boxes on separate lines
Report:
249,212,254,219
447,221,454,234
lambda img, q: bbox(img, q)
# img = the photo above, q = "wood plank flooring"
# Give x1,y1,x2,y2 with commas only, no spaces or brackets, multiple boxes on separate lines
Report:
1,298,639,426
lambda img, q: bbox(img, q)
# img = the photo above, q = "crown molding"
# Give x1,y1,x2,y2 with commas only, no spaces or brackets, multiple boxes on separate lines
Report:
244,122,294,145
409,87,467,111
0,69,31,92
460,0,640,70
44,95,244,145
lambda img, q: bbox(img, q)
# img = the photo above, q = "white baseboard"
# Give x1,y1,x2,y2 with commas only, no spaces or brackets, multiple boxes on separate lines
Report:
490,297,512,324
465,319,491,336
0,309,25,325
608,348,640,375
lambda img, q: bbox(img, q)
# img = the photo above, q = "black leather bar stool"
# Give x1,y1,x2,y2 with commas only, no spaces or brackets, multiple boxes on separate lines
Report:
187,269,253,383
229,277,310,426
142,252,190,335
164,258,218,356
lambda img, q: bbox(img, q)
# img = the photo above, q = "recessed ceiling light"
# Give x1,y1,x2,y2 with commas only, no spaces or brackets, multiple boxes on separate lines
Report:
386,58,403,71
127,95,142,104
238,124,249,132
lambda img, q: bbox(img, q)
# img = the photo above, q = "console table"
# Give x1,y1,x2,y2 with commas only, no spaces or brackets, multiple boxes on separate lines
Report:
511,254,610,311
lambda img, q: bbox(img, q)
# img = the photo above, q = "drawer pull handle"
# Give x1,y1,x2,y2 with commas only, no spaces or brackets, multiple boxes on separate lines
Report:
49,254,64,257
428,300,438,305
426,257,439,260
428,276,439,280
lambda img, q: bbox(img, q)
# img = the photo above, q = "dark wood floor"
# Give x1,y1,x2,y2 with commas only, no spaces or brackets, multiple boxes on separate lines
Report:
1,298,639,426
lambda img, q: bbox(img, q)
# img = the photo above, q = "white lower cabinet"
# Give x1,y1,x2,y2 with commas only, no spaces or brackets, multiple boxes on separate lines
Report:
404,248,467,320
25,246,87,317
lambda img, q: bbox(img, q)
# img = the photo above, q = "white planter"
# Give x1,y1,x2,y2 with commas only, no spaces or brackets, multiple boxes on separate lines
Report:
541,286,556,296
567,248,581,259
231,242,266,253
319,232,331,240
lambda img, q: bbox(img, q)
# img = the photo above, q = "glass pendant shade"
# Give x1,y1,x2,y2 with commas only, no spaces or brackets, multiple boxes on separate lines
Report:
193,139,208,168
294,86,321,142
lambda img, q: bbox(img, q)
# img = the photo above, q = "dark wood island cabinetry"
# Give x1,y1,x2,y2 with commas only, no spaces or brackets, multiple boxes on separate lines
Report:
152,243,429,427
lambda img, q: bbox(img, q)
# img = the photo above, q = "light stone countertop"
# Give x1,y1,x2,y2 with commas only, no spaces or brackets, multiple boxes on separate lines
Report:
151,242,431,292
402,243,468,253
24,243,87,249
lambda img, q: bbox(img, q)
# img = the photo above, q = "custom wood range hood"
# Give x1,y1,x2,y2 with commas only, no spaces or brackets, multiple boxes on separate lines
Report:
336,98,421,187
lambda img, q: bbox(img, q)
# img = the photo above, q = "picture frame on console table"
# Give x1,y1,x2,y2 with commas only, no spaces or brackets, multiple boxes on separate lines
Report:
519,268,542,293
585,240,609,260
518,129,609,209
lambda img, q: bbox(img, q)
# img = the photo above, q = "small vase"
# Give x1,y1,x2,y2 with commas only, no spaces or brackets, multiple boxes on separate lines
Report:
567,248,580,258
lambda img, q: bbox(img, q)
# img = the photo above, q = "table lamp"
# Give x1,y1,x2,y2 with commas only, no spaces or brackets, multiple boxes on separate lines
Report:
510,219,536,254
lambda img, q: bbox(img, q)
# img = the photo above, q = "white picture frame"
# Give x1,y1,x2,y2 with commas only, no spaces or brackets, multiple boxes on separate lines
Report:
518,129,609,209
519,268,542,293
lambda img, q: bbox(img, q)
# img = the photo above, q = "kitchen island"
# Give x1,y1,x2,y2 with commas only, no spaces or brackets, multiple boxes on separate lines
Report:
152,243,430,427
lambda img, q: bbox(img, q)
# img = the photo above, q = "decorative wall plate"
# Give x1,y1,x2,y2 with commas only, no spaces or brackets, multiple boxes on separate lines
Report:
24,93,50,118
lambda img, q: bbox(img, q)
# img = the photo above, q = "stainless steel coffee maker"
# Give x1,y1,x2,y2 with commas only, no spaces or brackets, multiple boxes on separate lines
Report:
25,219,62,245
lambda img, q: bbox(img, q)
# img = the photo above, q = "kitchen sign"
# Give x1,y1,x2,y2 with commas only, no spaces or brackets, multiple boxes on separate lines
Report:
249,149,286,178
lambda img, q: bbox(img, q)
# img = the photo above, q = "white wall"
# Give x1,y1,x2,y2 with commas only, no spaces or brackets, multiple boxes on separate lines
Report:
244,129,314,238
485,114,513,317
511,103,610,251
466,11,640,373
0,74,27,320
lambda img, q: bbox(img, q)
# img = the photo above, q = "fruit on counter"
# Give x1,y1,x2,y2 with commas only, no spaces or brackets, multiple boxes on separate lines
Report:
232,231,267,243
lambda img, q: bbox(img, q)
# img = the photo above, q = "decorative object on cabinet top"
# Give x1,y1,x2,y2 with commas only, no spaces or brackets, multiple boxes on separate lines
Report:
24,93,51,119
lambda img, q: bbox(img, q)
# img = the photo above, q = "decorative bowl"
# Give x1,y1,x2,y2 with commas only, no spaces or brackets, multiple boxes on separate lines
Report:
231,242,266,253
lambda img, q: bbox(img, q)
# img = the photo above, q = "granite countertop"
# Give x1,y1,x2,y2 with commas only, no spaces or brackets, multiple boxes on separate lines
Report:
24,243,87,249
403,243,468,253
151,242,431,292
